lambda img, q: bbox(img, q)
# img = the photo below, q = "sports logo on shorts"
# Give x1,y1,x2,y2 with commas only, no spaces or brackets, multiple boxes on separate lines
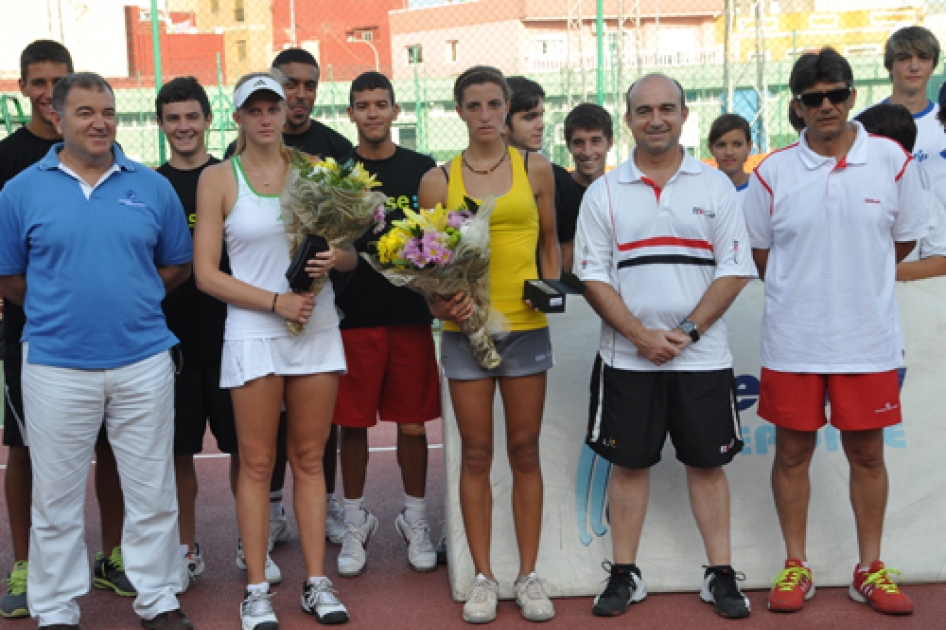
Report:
719,438,735,454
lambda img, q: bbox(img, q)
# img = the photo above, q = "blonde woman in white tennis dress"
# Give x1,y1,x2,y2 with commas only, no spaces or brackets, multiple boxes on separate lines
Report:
194,72,355,629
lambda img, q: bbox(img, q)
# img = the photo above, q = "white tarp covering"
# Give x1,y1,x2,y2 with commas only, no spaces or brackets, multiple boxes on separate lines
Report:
443,278,946,600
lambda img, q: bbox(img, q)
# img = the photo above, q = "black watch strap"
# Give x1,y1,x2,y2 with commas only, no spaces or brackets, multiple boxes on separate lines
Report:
679,319,700,343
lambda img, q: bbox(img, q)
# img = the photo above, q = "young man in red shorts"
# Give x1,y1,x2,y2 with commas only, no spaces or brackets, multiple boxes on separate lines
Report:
331,71,441,576
743,47,928,616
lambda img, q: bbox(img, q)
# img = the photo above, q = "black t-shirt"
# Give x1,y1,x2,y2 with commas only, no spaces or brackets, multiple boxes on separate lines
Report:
552,163,580,243
576,181,588,203
157,157,228,362
225,119,354,160
1,127,59,369
332,146,436,330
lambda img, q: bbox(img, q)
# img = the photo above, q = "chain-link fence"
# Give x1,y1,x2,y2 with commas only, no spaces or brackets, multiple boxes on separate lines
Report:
2,0,944,167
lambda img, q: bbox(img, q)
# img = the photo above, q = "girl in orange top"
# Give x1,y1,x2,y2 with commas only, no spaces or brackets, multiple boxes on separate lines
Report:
418,65,560,624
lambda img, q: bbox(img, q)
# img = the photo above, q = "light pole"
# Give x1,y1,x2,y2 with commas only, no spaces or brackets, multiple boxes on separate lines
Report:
346,33,380,72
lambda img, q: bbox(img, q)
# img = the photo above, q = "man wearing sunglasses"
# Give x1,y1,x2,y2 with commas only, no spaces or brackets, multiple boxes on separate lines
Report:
742,47,928,616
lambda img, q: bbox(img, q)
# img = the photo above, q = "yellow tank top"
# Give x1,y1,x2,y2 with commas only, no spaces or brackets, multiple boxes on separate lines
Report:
443,147,548,333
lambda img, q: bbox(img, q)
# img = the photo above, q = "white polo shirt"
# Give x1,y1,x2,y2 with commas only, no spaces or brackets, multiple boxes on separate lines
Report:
743,121,929,373
891,99,946,182
574,149,757,372
904,168,946,262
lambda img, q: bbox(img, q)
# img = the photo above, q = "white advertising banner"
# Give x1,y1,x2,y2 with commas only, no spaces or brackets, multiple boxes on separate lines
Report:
443,279,946,600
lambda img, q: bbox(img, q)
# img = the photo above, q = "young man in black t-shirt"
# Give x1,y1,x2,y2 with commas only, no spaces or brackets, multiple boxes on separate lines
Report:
155,77,243,588
504,76,581,272
0,40,132,619
331,72,441,576
222,49,352,543
564,103,614,202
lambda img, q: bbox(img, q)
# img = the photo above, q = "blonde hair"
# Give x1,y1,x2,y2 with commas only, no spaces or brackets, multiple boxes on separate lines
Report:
233,69,289,158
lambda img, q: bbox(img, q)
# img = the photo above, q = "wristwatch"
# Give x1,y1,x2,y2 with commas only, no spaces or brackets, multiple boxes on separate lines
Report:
679,319,700,343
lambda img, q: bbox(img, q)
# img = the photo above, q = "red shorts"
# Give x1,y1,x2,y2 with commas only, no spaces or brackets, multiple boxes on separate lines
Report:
758,368,902,432
333,324,441,428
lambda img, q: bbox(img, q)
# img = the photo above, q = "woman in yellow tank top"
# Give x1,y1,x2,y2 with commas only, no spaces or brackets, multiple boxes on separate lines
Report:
418,66,560,624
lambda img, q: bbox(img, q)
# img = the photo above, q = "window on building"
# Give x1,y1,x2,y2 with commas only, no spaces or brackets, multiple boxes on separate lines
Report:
361,30,373,42
536,36,566,57
447,40,458,63
407,45,423,64
210,0,219,13
237,40,247,61
235,0,244,22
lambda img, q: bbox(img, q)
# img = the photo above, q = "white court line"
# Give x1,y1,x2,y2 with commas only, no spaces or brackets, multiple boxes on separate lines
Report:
0,443,445,469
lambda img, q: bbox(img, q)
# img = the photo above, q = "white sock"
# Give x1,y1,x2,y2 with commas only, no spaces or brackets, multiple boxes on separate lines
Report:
179,544,189,557
308,575,329,587
269,491,283,518
343,497,366,526
247,581,269,594
326,492,336,503
404,494,427,525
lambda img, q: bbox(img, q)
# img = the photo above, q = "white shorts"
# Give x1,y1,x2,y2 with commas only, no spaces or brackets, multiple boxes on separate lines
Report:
220,329,347,388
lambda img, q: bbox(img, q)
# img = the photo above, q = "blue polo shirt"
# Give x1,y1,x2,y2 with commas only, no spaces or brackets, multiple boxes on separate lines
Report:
0,144,192,369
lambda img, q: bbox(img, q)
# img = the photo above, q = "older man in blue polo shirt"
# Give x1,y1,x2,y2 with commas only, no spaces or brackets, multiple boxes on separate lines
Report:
0,73,193,629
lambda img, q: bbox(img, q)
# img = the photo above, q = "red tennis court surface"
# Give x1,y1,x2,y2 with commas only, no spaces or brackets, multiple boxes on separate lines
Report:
1,420,944,629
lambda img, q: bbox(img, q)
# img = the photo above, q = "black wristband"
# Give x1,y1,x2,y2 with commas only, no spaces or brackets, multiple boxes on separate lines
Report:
271,293,279,312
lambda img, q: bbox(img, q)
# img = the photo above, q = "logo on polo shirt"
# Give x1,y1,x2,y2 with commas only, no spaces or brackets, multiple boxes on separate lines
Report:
940,149,946,160
118,190,147,208
915,149,929,162
865,198,881,204
692,207,715,218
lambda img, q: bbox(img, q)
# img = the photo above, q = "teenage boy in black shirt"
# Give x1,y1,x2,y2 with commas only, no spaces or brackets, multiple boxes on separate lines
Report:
331,71,441,576
155,76,242,587
223,48,352,544
0,40,132,619
503,77,581,273
564,103,614,200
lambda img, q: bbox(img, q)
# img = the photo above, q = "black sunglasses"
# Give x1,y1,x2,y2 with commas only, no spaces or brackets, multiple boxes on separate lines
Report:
794,87,853,108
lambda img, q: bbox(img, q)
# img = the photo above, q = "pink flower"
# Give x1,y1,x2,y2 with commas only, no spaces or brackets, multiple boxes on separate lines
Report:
402,237,429,267
447,210,472,229
422,230,454,266
372,205,387,234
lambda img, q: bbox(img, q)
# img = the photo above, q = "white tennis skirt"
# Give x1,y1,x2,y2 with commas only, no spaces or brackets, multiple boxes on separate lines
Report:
220,328,347,389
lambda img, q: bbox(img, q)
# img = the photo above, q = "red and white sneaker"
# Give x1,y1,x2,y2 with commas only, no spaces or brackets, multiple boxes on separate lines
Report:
768,559,815,612
849,561,913,615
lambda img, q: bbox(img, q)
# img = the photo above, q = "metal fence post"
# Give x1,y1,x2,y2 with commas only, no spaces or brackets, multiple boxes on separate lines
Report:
150,0,166,164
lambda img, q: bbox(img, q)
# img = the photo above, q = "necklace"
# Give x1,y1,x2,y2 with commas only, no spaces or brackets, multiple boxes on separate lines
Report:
462,145,507,175
241,157,283,187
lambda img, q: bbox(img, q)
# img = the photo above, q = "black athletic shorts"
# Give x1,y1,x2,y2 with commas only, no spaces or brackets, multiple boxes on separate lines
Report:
586,355,743,469
174,359,238,455
3,371,25,448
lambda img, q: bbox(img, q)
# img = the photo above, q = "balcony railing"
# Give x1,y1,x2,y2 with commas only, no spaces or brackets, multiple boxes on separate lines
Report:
527,46,725,73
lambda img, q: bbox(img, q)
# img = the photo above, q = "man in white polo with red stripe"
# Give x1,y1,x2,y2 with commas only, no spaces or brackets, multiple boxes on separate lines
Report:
574,73,756,621
743,47,927,616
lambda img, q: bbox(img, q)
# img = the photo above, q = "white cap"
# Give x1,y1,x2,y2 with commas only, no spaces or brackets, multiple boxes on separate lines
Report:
233,75,286,108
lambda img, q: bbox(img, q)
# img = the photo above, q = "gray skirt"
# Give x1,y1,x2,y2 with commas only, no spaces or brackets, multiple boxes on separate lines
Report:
440,328,555,380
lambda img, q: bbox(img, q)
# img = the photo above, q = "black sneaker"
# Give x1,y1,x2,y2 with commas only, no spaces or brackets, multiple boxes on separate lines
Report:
592,561,647,617
700,565,751,619
141,609,194,629
93,547,136,597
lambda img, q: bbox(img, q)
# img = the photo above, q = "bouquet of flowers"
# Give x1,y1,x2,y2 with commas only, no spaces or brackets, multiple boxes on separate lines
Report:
279,150,388,335
363,197,505,369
